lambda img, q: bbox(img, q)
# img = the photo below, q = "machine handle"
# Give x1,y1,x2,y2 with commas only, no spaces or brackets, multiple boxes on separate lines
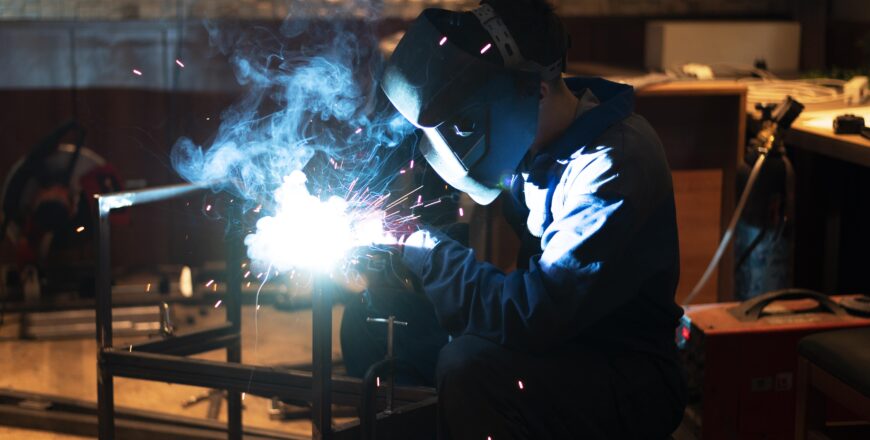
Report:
729,289,846,322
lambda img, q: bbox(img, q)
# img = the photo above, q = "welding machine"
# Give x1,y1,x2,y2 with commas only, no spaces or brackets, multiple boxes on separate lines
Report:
680,290,870,440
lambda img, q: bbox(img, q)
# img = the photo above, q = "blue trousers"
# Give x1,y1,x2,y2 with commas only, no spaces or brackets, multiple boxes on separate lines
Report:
340,296,686,439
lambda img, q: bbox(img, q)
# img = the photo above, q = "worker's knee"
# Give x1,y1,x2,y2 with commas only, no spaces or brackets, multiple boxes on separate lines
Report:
435,335,502,393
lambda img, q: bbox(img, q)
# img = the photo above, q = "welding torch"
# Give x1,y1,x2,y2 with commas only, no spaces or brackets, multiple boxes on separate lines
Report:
343,245,420,294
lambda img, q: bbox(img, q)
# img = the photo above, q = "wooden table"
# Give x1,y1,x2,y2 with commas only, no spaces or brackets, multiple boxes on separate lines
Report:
786,105,870,293
636,81,747,303
788,106,870,167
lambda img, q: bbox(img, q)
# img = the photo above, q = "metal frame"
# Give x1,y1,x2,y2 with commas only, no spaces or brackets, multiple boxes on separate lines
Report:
95,182,435,439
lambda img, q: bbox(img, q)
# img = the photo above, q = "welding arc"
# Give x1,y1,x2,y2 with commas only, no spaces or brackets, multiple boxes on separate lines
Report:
682,150,769,306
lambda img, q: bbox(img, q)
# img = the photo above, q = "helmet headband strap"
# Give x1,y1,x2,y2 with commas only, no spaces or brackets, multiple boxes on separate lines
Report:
471,4,563,81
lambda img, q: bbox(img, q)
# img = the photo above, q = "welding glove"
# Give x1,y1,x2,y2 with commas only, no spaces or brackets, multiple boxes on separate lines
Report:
347,245,420,294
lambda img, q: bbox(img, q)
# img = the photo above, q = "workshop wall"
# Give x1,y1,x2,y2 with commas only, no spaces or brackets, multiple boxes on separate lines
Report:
0,0,791,21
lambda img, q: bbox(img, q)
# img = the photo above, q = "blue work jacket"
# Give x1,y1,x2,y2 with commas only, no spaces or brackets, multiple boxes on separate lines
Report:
403,77,683,357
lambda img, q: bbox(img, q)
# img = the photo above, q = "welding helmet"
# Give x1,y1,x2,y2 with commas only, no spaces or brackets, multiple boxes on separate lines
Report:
381,5,564,205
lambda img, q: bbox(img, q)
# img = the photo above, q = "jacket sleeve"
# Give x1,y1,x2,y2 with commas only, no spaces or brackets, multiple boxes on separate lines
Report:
402,151,647,351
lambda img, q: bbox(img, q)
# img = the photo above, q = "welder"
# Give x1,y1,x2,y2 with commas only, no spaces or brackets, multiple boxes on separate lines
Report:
340,1,687,438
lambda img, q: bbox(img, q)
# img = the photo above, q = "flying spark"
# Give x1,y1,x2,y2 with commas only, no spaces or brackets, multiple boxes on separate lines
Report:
439,36,448,46
214,299,222,308
517,380,524,390
480,43,492,54
459,207,464,217
146,283,151,292
75,226,85,233
175,59,185,68
132,69,142,76
205,279,215,287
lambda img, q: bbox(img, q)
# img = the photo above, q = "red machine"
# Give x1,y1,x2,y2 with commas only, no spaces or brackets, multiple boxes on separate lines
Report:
682,291,870,439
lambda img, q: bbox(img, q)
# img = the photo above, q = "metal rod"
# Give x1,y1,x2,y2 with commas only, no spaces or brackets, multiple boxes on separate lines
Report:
311,277,333,440
386,316,395,414
96,194,115,439
225,202,244,440
96,181,214,214
365,316,407,415
101,351,434,405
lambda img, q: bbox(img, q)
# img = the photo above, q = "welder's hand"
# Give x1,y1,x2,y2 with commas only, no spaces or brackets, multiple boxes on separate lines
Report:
347,245,419,293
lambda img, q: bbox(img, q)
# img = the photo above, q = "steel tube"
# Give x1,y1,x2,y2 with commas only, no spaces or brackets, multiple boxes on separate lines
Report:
96,193,115,439
311,277,333,439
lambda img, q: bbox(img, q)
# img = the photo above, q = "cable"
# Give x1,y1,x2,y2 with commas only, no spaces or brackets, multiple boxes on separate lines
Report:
740,77,845,107
682,149,768,306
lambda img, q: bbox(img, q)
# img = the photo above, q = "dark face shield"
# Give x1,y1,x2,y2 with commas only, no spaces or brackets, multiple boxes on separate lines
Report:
381,8,540,205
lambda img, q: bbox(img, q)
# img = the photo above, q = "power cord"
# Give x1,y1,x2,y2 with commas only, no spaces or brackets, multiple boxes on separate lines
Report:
682,96,804,306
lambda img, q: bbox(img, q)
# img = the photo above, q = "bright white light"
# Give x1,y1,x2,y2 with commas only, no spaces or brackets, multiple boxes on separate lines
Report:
244,171,394,272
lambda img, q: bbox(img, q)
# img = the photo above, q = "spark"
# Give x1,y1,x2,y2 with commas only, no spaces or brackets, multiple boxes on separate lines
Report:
459,207,464,217
212,283,218,292
354,127,363,134
205,279,215,287
132,69,142,76
244,171,396,272
241,392,246,401
75,226,85,233
376,377,381,387
385,185,423,210
439,36,448,46
206,116,210,121
205,204,212,211
256,304,261,311
146,283,151,292
480,43,492,54
246,281,251,288
244,270,251,278
175,59,185,68
417,195,422,204
424,199,442,208
399,169,406,174
410,159,414,169
517,380,524,390
129,345,133,352
214,299,222,308
253,204,262,213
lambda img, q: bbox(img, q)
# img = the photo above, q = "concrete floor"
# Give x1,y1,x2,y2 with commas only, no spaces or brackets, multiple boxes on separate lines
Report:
0,302,350,439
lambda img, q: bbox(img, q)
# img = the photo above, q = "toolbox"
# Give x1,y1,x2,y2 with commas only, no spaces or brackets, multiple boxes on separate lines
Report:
681,291,870,439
